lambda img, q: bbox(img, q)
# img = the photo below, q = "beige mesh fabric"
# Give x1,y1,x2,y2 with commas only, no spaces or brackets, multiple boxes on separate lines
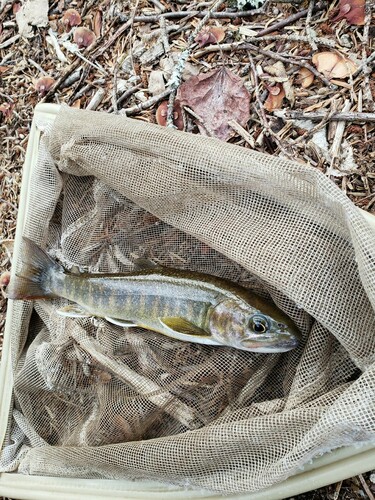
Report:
1,105,375,493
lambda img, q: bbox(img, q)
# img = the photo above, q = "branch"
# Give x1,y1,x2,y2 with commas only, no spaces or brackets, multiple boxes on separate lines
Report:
275,110,375,123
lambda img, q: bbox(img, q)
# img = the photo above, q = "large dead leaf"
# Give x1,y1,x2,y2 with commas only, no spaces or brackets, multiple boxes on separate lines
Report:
312,51,358,79
332,0,365,25
177,67,250,141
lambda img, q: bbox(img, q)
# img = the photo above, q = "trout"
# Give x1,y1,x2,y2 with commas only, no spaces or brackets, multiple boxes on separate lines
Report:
7,237,300,353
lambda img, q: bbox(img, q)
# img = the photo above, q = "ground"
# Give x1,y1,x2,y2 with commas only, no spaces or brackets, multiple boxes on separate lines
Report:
0,0,375,498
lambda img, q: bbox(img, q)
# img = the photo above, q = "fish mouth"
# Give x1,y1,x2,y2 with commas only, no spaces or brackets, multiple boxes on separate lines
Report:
240,334,299,353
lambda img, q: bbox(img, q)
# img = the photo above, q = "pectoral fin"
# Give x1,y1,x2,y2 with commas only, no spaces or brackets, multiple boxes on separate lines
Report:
160,317,211,337
105,316,137,327
56,304,91,318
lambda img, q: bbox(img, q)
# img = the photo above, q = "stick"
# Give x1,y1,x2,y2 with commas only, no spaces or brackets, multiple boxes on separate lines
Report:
249,54,293,159
228,119,255,148
108,83,143,113
274,110,375,123
119,9,266,24
358,474,375,500
305,0,318,51
195,42,333,88
329,99,351,171
255,3,324,37
86,88,106,111
123,88,172,115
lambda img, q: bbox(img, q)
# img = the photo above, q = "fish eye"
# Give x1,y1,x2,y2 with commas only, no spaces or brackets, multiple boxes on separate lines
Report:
250,314,270,334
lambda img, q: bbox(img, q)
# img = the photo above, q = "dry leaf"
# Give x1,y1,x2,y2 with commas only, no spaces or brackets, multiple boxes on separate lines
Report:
265,61,294,105
71,99,81,108
195,26,225,47
93,10,102,38
177,67,250,141
332,0,365,25
312,51,358,79
264,84,286,112
296,68,315,88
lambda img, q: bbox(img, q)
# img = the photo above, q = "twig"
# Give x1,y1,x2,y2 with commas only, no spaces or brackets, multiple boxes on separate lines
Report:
28,58,48,76
249,55,293,159
194,42,333,88
92,19,132,60
361,3,374,111
305,0,318,51
111,65,118,114
86,88,106,110
108,83,143,113
332,480,343,500
255,3,324,37
159,15,169,53
358,474,375,500
274,110,375,123
328,99,351,172
122,88,172,115
120,9,265,24
0,34,20,49
242,34,334,47
149,0,166,11
228,119,255,148
70,77,106,102
183,105,215,136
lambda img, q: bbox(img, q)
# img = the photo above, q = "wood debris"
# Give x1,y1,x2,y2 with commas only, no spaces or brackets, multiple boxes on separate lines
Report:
0,1,375,496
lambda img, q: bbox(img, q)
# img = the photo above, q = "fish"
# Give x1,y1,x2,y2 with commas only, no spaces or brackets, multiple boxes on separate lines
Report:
7,237,300,353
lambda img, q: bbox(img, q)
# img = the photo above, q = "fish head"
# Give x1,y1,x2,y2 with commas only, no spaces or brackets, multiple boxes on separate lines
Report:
208,299,300,353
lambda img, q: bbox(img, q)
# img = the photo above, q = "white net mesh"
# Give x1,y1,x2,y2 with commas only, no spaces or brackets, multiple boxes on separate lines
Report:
2,105,375,493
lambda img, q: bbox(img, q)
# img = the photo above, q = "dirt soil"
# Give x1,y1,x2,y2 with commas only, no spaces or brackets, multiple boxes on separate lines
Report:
0,0,375,498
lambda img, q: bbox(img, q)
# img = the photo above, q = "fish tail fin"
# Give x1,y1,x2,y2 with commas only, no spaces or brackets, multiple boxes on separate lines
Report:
7,237,63,300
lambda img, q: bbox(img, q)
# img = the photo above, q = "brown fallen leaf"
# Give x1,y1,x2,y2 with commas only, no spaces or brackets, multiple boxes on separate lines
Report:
71,99,81,109
177,66,250,141
195,26,225,48
296,67,315,88
264,84,286,112
332,0,365,25
93,9,102,38
312,51,358,79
